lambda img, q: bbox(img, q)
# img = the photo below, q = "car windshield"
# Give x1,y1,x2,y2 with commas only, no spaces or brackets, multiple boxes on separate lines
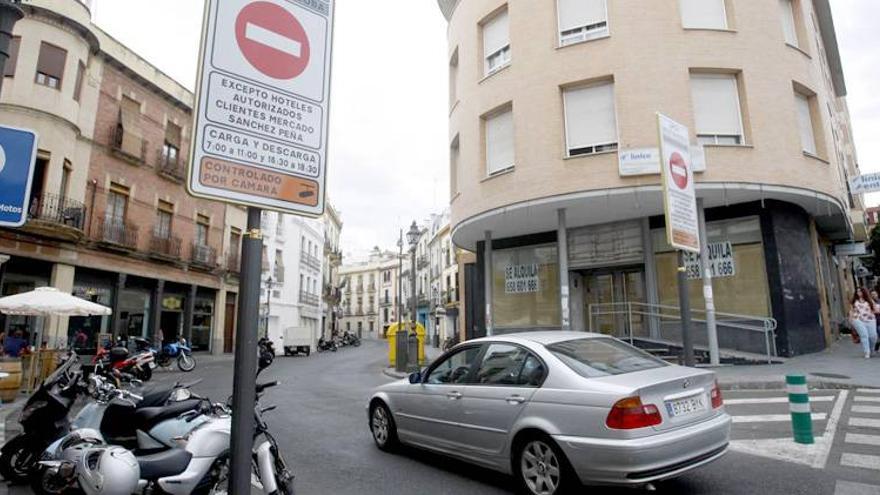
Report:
546,338,668,378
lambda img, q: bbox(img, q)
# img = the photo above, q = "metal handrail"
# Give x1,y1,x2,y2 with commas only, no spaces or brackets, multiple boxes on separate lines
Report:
587,302,778,363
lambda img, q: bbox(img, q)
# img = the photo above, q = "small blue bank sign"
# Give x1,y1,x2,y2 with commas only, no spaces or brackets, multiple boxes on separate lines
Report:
0,126,38,227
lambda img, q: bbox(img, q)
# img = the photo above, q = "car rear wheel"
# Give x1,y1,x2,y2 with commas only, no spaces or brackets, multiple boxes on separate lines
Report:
514,436,575,495
370,402,398,452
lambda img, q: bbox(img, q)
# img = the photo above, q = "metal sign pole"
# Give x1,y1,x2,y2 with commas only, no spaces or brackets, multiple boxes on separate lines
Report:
229,207,263,494
697,199,720,365
677,250,695,367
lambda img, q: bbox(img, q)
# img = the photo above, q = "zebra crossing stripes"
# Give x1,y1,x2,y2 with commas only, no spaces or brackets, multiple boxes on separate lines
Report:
835,480,880,495
849,417,880,429
840,453,880,471
852,405,880,414
846,433,880,446
854,396,880,403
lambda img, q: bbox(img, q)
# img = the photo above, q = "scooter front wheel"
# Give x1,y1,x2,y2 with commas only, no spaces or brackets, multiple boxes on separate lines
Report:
0,434,41,484
178,353,197,372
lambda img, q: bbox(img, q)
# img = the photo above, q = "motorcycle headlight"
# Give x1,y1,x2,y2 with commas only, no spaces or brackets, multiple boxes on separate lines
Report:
169,388,192,402
21,401,48,422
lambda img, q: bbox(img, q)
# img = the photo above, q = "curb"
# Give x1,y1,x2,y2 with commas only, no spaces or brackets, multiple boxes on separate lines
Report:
382,368,407,380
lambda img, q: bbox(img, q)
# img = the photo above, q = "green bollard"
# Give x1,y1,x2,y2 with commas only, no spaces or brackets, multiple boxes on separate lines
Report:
786,374,814,445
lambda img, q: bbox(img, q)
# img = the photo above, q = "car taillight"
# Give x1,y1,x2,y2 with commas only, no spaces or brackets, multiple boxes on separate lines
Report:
711,381,723,409
606,397,662,430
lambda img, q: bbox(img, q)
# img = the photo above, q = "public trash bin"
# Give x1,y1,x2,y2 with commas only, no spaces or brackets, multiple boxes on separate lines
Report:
387,322,427,369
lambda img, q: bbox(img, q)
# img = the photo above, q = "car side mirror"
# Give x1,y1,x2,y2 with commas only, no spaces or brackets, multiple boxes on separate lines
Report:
408,371,422,384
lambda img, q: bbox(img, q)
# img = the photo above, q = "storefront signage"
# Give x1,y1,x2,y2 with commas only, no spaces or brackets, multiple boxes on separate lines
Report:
0,126,39,227
618,145,706,177
188,0,334,216
684,241,736,280
162,296,183,310
658,114,700,253
850,172,880,195
505,264,540,294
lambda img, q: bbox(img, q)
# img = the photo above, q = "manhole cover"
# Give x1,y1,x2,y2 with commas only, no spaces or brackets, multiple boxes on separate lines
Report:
810,372,851,380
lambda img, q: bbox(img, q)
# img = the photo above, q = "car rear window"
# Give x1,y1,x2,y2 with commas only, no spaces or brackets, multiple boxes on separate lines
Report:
546,338,668,378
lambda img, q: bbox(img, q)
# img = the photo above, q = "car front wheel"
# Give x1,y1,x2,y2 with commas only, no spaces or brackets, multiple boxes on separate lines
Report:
514,436,575,495
370,402,398,452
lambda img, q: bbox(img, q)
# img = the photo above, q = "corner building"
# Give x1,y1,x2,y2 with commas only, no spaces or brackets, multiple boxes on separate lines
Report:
439,0,866,357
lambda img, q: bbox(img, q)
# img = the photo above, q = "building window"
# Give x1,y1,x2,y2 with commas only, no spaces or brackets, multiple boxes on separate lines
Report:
680,0,727,30
163,122,182,166
274,249,284,283
105,184,129,233
450,135,460,198
73,61,86,102
492,244,560,329
35,42,67,90
60,160,72,199
449,48,458,107
557,0,608,46
156,201,174,239
779,0,800,47
690,73,744,145
4,36,20,77
485,106,514,176
196,214,210,246
563,81,618,157
482,8,510,76
116,95,144,158
795,92,818,155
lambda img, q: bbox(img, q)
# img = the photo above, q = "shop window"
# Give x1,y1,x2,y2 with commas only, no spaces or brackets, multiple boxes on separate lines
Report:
4,36,20,77
35,42,66,89
690,73,744,145
492,244,560,329
73,61,86,102
485,106,514,176
563,80,618,157
680,0,728,30
482,7,510,76
557,0,608,46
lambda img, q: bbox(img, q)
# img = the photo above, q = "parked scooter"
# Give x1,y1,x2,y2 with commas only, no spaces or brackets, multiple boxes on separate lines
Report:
0,353,81,483
259,337,276,366
342,332,361,347
155,337,197,372
93,343,155,382
317,336,337,353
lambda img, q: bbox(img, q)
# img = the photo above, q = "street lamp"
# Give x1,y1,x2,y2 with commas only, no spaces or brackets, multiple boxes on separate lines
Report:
407,221,420,330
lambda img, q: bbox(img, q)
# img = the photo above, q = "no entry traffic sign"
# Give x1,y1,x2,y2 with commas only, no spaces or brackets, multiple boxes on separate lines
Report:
658,113,700,253
189,0,333,216
669,151,689,190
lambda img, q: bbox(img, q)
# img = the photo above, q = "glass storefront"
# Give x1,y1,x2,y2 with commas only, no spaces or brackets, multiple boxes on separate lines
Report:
69,285,112,351
492,244,560,329
653,216,771,317
118,288,151,340
192,296,214,352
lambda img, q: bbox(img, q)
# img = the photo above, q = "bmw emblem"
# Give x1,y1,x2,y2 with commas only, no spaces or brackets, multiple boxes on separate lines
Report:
682,379,691,389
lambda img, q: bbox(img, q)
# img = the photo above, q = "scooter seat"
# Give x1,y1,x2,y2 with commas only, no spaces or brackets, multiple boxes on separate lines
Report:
138,448,192,480
135,399,202,431
137,385,174,408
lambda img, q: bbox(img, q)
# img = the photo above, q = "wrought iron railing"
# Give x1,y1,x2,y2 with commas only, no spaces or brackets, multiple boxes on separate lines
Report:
94,217,138,249
226,252,240,273
149,234,181,258
299,292,320,306
300,252,321,271
27,193,86,230
157,153,185,181
191,243,217,267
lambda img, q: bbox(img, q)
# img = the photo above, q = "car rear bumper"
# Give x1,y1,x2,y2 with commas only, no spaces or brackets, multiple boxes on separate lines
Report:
554,412,731,485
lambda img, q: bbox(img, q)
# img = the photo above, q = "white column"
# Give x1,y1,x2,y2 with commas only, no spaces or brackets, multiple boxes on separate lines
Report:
484,231,494,336
697,199,720,365
212,287,227,356
557,209,571,330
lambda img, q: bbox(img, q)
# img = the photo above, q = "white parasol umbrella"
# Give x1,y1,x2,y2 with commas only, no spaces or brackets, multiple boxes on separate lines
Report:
0,286,112,317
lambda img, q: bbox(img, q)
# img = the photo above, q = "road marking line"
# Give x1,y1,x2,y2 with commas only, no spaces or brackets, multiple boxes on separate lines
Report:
834,480,880,495
731,413,827,423
815,389,847,469
858,389,880,395
840,453,880,471
846,433,880,446
245,23,303,58
850,418,880,429
852,406,880,414
725,396,835,405
855,397,880,403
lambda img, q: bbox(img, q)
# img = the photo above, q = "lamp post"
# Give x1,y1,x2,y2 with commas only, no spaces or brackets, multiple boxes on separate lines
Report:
397,230,403,331
0,1,22,96
406,221,420,331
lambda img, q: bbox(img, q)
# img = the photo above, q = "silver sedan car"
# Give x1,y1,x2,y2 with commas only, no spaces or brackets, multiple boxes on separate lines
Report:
367,331,731,495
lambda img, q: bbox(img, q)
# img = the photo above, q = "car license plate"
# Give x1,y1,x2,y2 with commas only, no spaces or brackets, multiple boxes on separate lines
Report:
666,395,706,417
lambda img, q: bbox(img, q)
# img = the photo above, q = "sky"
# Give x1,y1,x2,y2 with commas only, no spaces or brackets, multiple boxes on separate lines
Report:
91,1,879,260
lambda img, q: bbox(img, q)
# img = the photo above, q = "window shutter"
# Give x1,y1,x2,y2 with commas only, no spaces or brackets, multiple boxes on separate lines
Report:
4,37,20,77
73,61,85,102
119,95,143,157
486,109,514,175
558,0,607,32
690,74,742,138
36,42,67,81
165,122,182,147
780,0,798,46
483,10,509,59
680,0,727,29
564,82,617,151
795,93,816,154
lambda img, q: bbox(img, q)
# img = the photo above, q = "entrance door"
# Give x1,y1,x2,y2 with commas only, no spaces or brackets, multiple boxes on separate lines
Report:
583,268,646,338
224,300,235,353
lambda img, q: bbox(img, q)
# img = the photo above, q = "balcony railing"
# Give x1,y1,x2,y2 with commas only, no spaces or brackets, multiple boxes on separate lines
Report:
26,193,86,232
417,256,429,269
300,252,321,271
157,153,185,182
444,289,459,305
226,252,240,273
149,234,181,259
299,292,320,306
379,298,393,307
191,243,217,268
94,218,138,249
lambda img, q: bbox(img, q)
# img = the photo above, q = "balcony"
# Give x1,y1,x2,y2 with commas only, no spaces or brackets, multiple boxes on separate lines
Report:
157,153,185,182
148,234,182,261
93,218,138,251
226,252,240,274
22,194,86,241
300,252,321,271
444,288,459,306
367,283,376,293
417,256,428,269
191,243,217,270
110,125,148,165
299,292,320,306
379,298,393,307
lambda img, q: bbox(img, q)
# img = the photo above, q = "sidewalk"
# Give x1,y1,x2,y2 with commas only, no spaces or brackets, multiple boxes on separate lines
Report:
383,344,444,379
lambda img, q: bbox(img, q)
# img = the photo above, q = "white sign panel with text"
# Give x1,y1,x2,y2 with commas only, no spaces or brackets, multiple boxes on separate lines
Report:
658,114,700,253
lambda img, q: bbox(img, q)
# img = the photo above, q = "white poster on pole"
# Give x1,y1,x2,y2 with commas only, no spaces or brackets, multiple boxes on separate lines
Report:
657,113,700,253
188,0,334,216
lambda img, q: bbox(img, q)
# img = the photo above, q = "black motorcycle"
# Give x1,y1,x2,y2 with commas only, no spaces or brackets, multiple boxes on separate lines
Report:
259,337,276,365
317,336,337,352
0,353,80,483
342,332,361,347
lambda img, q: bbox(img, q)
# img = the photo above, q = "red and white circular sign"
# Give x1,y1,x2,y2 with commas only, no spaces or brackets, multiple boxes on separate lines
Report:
235,1,311,80
669,152,689,190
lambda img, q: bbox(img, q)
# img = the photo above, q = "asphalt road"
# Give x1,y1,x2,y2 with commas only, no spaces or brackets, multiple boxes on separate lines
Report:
4,340,877,494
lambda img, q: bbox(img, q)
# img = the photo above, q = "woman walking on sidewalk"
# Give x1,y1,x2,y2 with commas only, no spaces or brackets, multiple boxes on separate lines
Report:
849,288,879,359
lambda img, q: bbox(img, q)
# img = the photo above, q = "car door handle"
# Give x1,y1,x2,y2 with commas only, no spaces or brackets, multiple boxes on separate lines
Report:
446,391,462,400
506,395,526,405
